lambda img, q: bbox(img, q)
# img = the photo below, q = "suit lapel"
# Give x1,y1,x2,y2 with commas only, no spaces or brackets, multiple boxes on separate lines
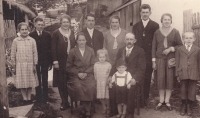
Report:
144,20,152,36
180,46,189,55
188,45,196,57
127,46,138,64
83,46,90,62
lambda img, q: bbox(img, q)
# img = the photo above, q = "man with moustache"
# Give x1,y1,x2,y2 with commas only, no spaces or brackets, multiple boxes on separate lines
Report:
110,33,146,118
29,17,52,105
82,13,104,55
132,4,159,107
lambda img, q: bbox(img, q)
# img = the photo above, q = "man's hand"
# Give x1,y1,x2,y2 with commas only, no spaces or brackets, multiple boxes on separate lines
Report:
53,63,59,69
78,73,84,79
127,84,131,89
177,77,180,82
48,64,53,71
152,61,156,70
82,73,87,79
130,79,136,85
162,48,171,55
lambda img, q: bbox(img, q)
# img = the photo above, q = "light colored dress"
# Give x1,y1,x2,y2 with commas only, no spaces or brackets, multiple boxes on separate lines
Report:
11,36,38,88
94,61,112,99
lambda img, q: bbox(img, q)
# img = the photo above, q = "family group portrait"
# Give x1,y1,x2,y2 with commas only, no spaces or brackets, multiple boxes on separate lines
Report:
0,0,200,118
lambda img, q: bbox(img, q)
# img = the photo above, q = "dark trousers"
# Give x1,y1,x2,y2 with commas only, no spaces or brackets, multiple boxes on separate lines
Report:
143,66,153,100
180,79,197,101
58,84,69,106
127,85,136,114
109,87,118,116
36,64,49,103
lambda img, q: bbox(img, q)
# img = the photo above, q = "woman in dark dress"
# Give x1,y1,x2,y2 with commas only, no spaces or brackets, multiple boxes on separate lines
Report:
66,32,96,118
51,14,76,110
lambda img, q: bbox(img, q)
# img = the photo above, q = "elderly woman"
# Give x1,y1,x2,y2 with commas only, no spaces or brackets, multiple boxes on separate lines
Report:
66,32,96,118
104,15,128,65
152,13,182,110
11,22,38,105
51,14,76,110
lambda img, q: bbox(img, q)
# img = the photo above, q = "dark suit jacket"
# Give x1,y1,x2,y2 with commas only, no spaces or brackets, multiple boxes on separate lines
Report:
29,30,52,65
176,45,200,80
133,20,159,68
110,46,146,83
82,28,104,55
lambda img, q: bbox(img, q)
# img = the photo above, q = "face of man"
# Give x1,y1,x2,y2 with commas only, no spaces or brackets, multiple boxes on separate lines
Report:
86,16,95,29
140,8,151,21
125,33,136,48
35,21,44,31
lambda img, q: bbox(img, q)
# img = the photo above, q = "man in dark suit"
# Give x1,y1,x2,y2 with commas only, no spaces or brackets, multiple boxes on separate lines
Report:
29,17,52,104
110,33,146,118
82,13,104,55
132,4,159,106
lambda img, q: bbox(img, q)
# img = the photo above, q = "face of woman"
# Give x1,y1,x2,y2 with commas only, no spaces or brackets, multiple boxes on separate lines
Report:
19,25,29,37
61,18,70,30
162,15,172,28
77,35,87,48
110,18,120,30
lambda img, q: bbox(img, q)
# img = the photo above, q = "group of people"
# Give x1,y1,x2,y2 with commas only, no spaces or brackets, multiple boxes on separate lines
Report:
10,3,200,118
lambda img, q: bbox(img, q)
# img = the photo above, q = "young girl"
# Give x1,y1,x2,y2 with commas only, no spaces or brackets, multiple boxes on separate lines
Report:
109,58,132,118
94,49,112,116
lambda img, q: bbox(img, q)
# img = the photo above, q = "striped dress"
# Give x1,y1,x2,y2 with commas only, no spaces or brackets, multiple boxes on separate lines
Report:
11,36,38,88
94,61,112,99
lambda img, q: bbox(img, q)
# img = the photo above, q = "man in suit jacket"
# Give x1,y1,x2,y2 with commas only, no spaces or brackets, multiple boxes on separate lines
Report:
132,4,159,106
110,33,146,118
82,13,104,55
29,17,52,104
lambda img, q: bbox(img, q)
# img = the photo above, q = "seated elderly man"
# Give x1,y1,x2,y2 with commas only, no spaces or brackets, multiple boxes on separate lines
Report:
109,33,146,118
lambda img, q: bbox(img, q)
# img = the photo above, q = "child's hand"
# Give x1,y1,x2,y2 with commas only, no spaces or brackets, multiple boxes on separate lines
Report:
177,77,180,82
127,84,131,89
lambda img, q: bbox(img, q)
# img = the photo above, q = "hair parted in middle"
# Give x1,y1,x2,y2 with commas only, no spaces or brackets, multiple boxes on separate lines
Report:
76,32,86,41
109,15,120,24
161,13,172,23
97,48,110,62
59,14,71,24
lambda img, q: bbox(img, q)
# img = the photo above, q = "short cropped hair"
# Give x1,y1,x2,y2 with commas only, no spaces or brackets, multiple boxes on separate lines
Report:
17,22,29,31
140,4,151,12
34,17,44,23
109,15,120,24
96,49,110,62
161,13,172,23
85,13,95,20
182,32,195,39
60,14,71,24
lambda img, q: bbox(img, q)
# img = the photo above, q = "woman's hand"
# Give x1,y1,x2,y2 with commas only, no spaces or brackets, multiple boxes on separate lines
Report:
53,63,59,69
162,48,172,55
152,61,156,70
78,73,84,79
82,73,87,79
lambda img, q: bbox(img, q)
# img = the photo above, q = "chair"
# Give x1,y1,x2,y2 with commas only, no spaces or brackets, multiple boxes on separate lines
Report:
135,79,144,115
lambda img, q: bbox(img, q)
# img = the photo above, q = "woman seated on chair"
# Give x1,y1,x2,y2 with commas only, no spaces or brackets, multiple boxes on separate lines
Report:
66,32,96,118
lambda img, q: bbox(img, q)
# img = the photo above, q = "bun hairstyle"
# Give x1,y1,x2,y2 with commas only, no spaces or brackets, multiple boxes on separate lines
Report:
17,22,29,31
161,13,172,23
97,48,110,62
59,14,71,24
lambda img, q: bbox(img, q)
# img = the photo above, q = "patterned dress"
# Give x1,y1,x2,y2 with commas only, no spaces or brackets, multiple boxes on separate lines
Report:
11,36,38,88
94,61,112,99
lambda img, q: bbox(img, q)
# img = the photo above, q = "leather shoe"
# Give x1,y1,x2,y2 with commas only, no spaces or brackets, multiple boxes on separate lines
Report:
180,104,186,116
126,113,134,118
155,102,163,111
187,104,192,116
166,103,172,111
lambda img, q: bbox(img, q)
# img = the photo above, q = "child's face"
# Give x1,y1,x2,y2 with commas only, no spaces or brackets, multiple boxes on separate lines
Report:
183,33,195,45
99,53,106,63
117,65,127,74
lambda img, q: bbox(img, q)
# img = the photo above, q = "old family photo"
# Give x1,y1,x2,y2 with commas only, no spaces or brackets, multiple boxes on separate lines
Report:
1,0,200,118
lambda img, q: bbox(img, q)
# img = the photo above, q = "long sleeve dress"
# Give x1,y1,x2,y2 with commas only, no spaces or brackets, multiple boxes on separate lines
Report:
152,28,182,89
66,46,96,101
11,36,38,88
94,61,111,99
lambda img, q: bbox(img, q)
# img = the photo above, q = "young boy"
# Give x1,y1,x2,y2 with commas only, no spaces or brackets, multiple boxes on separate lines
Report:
109,58,133,118
176,32,200,116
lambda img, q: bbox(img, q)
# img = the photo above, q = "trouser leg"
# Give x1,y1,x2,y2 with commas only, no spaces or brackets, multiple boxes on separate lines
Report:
41,65,49,102
36,65,42,102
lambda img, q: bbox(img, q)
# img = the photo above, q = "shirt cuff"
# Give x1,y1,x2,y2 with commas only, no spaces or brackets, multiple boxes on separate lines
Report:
53,61,58,64
152,58,156,61
170,47,175,52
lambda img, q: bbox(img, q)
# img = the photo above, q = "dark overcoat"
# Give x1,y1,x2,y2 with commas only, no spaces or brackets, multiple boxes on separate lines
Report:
176,45,200,80
51,29,75,87
82,28,104,55
66,46,96,101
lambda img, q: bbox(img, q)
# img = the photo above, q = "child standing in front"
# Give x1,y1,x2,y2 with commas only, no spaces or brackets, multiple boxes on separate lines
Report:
94,49,112,116
109,58,132,118
176,32,200,116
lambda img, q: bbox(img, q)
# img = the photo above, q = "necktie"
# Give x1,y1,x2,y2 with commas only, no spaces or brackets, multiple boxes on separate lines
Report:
187,45,190,52
39,31,42,36
126,50,130,57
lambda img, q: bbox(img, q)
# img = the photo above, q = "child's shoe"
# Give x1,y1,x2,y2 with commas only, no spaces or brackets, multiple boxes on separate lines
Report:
180,104,186,116
116,114,122,118
187,104,192,116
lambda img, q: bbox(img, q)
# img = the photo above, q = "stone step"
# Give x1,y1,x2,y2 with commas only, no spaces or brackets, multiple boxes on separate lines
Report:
9,104,34,118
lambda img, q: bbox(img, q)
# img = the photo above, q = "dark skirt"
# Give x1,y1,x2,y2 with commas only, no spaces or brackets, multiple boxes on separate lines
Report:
156,58,175,89
67,75,96,101
116,85,128,104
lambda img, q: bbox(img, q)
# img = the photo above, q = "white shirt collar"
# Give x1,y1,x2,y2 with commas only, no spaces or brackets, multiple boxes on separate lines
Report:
36,30,42,35
87,28,94,38
142,19,150,28
116,71,127,75
185,44,193,51
126,46,134,51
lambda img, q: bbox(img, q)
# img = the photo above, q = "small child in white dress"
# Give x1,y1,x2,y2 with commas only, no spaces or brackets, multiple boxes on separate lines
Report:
94,49,112,116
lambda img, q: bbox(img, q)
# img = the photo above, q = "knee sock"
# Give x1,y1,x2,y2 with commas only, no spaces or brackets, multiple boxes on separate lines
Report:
165,89,172,103
117,104,122,114
159,89,165,103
